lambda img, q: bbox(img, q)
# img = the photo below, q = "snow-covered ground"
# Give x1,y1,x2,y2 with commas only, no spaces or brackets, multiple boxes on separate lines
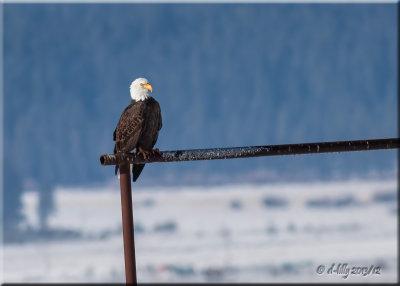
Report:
2,179,398,283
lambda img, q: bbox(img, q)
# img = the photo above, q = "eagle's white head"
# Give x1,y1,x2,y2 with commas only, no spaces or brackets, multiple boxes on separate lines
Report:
130,77,153,101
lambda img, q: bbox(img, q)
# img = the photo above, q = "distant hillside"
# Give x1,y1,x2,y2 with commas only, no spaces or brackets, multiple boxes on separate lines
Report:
4,4,397,187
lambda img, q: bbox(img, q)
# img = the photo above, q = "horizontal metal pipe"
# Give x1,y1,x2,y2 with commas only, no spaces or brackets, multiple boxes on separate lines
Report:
100,138,399,166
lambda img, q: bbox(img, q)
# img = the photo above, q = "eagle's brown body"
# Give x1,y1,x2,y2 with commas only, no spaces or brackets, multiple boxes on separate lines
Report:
113,97,162,181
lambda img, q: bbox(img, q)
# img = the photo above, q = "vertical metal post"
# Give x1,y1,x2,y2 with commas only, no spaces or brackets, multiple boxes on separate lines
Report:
119,163,137,284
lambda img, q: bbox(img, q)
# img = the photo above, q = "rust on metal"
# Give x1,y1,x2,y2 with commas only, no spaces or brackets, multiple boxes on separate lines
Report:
100,138,400,166
119,162,137,285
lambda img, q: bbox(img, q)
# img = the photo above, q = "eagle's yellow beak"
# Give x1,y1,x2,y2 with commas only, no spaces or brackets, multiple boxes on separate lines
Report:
143,83,153,93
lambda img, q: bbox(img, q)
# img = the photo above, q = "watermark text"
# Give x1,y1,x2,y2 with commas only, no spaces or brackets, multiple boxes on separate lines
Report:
316,263,381,279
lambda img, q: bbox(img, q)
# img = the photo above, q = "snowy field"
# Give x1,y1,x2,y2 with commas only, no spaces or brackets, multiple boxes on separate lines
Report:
2,179,398,283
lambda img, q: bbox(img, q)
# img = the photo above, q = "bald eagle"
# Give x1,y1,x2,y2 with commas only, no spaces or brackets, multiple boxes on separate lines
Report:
113,78,162,182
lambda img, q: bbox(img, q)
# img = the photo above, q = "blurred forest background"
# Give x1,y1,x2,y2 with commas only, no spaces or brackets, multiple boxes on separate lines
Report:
3,4,397,241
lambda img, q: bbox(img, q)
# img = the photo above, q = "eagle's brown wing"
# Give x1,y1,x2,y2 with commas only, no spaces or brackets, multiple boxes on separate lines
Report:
131,98,162,181
113,101,146,175
140,98,162,149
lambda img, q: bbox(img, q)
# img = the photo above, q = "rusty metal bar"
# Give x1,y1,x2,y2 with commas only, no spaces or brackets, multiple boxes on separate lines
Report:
100,138,399,166
119,163,137,285
102,137,398,283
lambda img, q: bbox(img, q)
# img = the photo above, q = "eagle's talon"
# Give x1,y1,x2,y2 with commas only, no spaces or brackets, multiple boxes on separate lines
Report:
152,148,162,156
137,147,150,160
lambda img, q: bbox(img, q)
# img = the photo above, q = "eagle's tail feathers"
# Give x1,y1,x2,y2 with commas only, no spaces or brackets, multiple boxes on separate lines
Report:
115,165,119,176
132,164,145,182
114,144,119,176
